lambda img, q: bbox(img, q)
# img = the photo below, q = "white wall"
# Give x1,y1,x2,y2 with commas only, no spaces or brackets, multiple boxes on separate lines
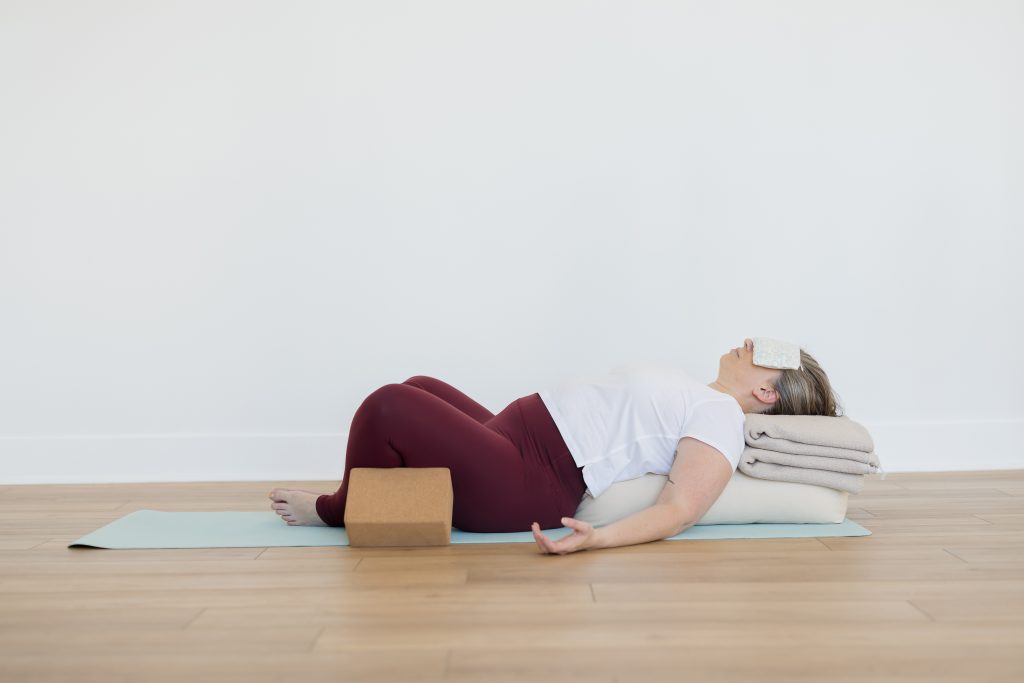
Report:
2,0,1021,484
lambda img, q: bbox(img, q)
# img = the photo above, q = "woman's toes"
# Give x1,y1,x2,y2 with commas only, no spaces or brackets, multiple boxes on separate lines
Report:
266,490,325,527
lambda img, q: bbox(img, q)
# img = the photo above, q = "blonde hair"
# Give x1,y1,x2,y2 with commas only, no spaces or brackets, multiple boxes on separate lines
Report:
764,349,844,417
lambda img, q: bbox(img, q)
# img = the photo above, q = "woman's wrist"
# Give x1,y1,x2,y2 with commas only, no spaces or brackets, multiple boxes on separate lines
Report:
581,505,683,551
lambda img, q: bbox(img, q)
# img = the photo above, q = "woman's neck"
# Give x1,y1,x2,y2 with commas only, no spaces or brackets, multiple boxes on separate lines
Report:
707,381,748,413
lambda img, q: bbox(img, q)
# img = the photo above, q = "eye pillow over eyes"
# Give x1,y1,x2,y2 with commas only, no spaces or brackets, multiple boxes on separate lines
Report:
752,337,802,370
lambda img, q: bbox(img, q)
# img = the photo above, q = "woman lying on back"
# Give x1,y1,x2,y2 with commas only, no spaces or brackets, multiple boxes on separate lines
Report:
268,337,841,555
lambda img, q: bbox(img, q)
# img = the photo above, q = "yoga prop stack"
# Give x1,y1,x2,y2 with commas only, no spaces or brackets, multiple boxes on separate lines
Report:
738,413,884,494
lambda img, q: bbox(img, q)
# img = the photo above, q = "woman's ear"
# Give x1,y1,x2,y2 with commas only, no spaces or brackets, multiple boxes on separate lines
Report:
757,384,780,406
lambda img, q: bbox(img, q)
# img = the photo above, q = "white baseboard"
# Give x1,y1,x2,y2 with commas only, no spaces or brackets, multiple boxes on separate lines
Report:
0,433,349,485
859,417,1024,474
1,419,1022,485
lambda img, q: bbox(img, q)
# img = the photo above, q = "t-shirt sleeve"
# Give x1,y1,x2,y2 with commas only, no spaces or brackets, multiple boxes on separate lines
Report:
679,399,745,470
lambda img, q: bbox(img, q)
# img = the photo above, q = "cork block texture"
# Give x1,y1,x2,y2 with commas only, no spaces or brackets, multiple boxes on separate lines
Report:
343,467,454,547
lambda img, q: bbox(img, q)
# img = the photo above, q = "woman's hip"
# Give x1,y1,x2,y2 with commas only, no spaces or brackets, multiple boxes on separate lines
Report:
489,393,586,510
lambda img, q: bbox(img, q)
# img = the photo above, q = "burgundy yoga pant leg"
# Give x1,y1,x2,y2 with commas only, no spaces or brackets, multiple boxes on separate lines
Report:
315,378,569,533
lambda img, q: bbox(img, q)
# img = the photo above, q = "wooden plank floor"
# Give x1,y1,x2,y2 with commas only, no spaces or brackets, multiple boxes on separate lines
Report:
1,470,1023,683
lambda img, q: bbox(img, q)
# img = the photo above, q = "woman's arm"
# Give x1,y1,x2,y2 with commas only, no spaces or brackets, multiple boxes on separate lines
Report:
590,503,688,550
534,438,734,555
589,437,734,551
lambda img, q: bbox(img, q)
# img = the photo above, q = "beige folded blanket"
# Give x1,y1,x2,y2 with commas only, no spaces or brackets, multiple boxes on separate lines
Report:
745,413,875,455
738,414,884,494
739,455,871,494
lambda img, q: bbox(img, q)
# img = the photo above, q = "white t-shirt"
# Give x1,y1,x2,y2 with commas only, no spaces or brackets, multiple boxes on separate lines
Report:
537,363,746,499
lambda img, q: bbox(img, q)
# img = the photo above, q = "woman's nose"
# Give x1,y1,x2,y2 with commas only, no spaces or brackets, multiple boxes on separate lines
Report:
744,338,753,352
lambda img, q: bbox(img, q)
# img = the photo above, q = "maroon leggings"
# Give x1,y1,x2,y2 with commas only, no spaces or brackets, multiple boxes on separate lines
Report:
315,376,588,532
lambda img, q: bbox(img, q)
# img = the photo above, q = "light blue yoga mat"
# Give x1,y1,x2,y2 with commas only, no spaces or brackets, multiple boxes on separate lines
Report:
68,510,871,549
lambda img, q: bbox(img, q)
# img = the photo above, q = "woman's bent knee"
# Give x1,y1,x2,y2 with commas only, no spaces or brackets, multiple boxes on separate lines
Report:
359,383,409,423
402,375,436,387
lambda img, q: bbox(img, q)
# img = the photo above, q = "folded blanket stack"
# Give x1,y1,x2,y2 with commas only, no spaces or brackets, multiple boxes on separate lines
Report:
738,414,885,494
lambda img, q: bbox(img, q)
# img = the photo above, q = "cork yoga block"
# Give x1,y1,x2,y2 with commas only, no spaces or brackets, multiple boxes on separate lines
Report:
343,467,454,547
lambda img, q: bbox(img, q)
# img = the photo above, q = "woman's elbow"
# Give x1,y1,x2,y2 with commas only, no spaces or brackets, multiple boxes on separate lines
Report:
662,504,695,537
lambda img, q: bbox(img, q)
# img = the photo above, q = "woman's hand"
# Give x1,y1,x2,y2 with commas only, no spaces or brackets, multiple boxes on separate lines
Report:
531,517,598,555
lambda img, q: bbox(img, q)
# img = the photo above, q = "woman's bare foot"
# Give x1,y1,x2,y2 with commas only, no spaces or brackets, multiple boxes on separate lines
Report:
268,488,328,526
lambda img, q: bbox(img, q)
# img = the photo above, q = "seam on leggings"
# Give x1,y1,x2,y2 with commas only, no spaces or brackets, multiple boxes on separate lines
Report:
515,398,569,517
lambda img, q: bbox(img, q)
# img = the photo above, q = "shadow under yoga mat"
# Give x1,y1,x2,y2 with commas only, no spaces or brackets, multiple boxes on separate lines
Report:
68,510,872,549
